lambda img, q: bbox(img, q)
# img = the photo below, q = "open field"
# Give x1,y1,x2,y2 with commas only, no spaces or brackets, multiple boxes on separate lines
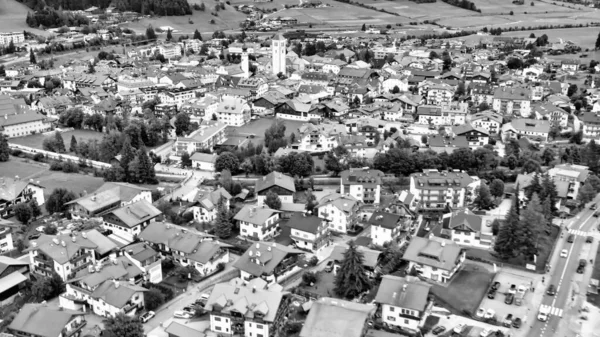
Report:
358,0,479,20
0,0,52,36
231,0,299,10
468,0,578,14
0,157,47,179
431,264,493,315
10,130,106,153
456,26,600,49
122,4,248,35
439,11,600,29
35,171,106,198
226,117,306,147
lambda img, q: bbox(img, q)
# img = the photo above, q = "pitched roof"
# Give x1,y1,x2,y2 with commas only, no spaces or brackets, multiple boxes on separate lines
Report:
287,213,323,234
402,237,462,271
66,182,150,212
31,229,117,264
194,187,232,211
234,205,280,226
122,242,159,263
299,297,373,337
330,244,381,268
452,123,489,136
316,193,359,213
442,209,483,232
9,303,84,337
374,275,431,311
0,178,43,202
91,280,147,308
233,242,303,277
139,221,215,254
0,271,27,294
105,200,161,228
164,322,205,337
340,168,384,186
368,211,401,230
255,171,295,194
0,255,29,276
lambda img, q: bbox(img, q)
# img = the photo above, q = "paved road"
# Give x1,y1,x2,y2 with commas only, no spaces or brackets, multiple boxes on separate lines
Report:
530,199,599,337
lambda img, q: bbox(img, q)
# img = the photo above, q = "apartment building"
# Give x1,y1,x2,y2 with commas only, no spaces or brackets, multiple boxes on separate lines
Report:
233,242,303,284
205,277,288,337
340,168,384,204
101,200,162,244
190,187,232,223
547,164,590,201
234,205,281,241
582,112,600,140
402,236,465,283
452,123,490,148
0,177,45,218
67,182,152,219
501,118,550,142
409,169,479,210
533,103,569,128
316,193,360,234
375,275,433,332
369,211,405,247
216,97,251,127
157,88,196,109
469,110,502,135
0,32,24,46
492,86,532,117
174,120,227,155
287,213,329,252
0,95,52,138
293,122,346,152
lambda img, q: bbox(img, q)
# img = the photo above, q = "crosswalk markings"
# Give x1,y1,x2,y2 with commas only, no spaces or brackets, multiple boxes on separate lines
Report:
539,305,563,317
568,229,589,237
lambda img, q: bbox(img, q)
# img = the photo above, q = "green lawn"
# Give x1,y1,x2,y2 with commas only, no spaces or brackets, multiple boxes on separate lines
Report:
226,117,306,147
431,264,493,315
11,130,106,153
36,172,106,199
0,158,47,179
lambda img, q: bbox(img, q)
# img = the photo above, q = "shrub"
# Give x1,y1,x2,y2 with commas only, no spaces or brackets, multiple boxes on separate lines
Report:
49,162,63,171
61,161,79,173
10,149,22,156
33,153,44,161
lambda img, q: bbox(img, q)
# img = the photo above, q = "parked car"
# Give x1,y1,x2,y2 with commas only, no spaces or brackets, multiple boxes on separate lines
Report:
432,326,446,335
560,249,568,258
173,311,193,319
198,292,211,304
577,259,587,274
182,306,196,316
594,210,600,217
453,324,466,334
508,284,517,294
325,260,334,272
491,281,501,291
503,314,513,327
484,309,495,319
591,204,597,210
480,328,493,337
512,317,522,328
487,289,496,299
567,234,575,243
28,233,41,240
547,284,556,296
476,308,486,318
140,311,155,323
587,236,594,243
36,226,45,233
505,293,514,305
517,285,526,295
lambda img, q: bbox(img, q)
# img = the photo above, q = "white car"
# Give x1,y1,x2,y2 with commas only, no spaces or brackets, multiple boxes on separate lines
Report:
453,324,466,333
173,310,193,319
36,226,45,233
517,285,527,295
484,308,495,319
139,311,155,323
476,308,485,318
480,328,492,337
560,249,568,258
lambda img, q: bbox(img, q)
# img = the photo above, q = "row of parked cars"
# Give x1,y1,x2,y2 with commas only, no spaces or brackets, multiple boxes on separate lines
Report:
138,291,212,324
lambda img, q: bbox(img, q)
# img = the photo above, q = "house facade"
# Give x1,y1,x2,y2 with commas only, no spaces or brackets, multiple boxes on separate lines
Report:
409,169,479,211
340,168,384,204
375,275,433,332
402,236,465,283
316,193,360,234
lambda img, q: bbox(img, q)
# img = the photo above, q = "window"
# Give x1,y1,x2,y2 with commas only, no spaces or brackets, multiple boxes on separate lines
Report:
387,316,396,321
214,317,221,321
215,326,221,331
389,307,395,312
404,319,410,324
256,324,263,329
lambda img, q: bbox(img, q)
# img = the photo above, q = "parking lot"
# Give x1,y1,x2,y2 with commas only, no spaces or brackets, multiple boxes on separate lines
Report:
477,271,533,329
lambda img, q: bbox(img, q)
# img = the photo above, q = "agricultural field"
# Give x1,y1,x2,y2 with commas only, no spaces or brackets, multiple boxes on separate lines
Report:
226,117,306,147
456,26,600,49
10,130,106,154
0,157,47,180
357,0,479,20
467,0,579,14
439,10,600,29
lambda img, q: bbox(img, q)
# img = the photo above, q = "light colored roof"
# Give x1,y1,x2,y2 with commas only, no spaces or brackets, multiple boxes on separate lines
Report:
255,171,295,194
139,221,215,254
340,168,384,187
9,303,84,337
234,205,280,226
233,242,303,277
0,255,29,276
317,193,359,214
0,271,27,293
0,177,43,202
195,187,232,211
299,297,374,337
66,182,150,212
190,152,217,163
31,229,116,264
91,280,147,308
105,200,161,228
165,322,205,337
374,275,431,311
402,237,462,271
443,209,483,232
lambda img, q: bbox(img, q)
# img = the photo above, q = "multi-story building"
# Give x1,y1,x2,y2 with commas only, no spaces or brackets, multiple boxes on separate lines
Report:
101,200,161,244
452,123,490,149
316,193,360,234
469,110,502,135
174,120,227,155
287,213,329,252
402,236,465,283
369,211,406,247
67,182,152,219
234,205,281,241
300,297,372,337
425,84,455,106
122,241,163,283
216,97,250,126
548,164,590,201
340,168,384,204
205,277,288,337
0,177,45,218
233,242,303,284
375,275,433,332
0,226,14,253
409,169,479,210
440,209,492,248
157,88,196,109
255,171,295,207
582,112,600,140
8,303,87,337
29,230,118,281
190,187,232,223
0,96,52,138
502,118,550,142
470,83,494,107
533,103,569,128
492,86,532,117
293,122,346,152
0,32,24,46
139,222,230,277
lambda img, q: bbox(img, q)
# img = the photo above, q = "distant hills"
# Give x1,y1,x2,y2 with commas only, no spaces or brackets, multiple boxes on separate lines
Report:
17,0,192,16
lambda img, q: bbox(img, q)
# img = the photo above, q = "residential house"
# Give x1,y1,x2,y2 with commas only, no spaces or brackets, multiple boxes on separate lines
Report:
191,153,218,172
101,200,162,244
287,213,329,252
275,99,320,121
582,112,600,140
205,277,288,337
375,275,433,332
427,135,470,154
216,97,250,126
174,120,227,155
502,118,550,142
0,256,29,306
233,242,303,284
369,211,406,247
67,182,152,219
316,193,360,234
492,86,532,117
402,236,465,283
190,187,232,223
299,297,373,337
533,103,569,128
469,110,502,135
122,241,163,284
255,171,295,207
440,209,492,248
0,225,13,253
561,59,580,72
139,222,230,277
340,168,384,204
293,122,346,152
234,205,281,241
0,96,52,138
409,169,480,210
425,83,455,106
0,177,45,218
8,303,87,337
452,123,490,148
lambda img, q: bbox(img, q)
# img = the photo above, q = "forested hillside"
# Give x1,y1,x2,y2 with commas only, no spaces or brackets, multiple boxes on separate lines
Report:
17,0,192,16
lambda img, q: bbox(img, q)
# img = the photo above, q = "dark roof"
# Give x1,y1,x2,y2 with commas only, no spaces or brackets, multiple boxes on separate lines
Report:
287,213,322,233
233,242,303,277
255,171,295,194
374,275,431,311
9,304,84,337
368,211,401,230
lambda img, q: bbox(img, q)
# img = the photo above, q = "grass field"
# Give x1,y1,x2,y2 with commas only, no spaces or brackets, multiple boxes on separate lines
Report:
0,0,51,36
440,11,600,29
226,117,306,147
358,0,479,20
11,130,106,153
431,264,493,315
0,158,47,179
467,0,578,14
36,171,106,198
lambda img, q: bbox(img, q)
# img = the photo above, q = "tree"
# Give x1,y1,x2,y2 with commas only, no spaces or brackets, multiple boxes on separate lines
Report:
14,203,32,224
0,134,9,162
54,131,66,153
361,23,366,31
45,188,76,214
120,136,135,182
305,191,318,213
334,241,371,299
240,158,253,177
174,112,191,136
567,84,578,97
518,193,545,260
88,62,95,74
181,152,192,168
494,195,520,260
215,152,240,173
29,49,36,64
193,29,202,40
264,191,282,210
166,28,173,41
489,179,505,198
491,219,500,236
214,196,232,239
104,313,144,337
29,199,42,220
474,183,494,210
570,131,583,144
392,85,400,94
478,102,490,111
146,25,157,41
578,183,596,204
541,148,555,166
69,135,78,153
144,288,165,311
587,175,600,193
31,272,64,301
596,31,600,50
